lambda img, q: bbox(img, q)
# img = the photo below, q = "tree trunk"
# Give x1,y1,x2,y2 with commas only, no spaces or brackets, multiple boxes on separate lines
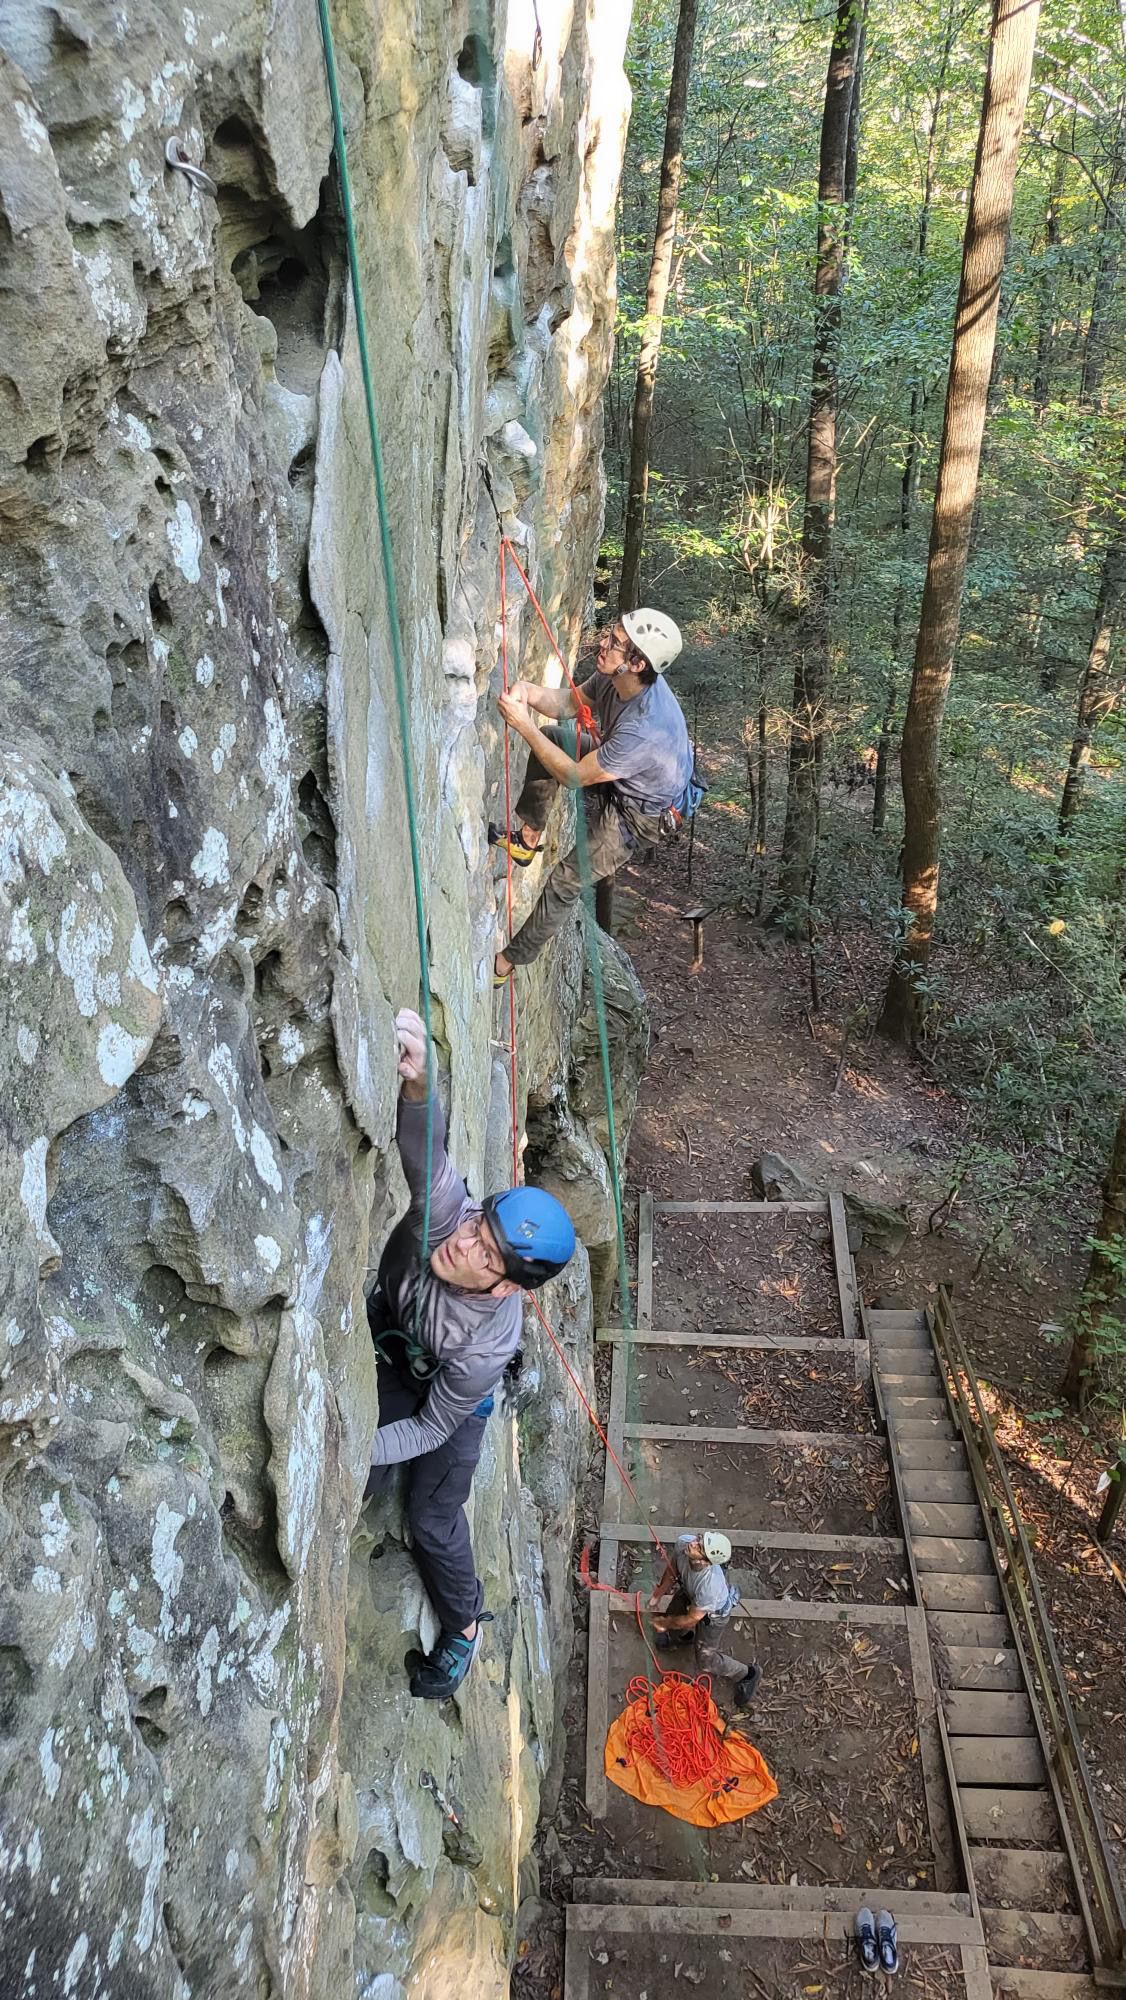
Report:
872,677,897,835
775,0,864,907
618,0,700,611
1033,147,1068,411
880,0,1041,1041
1063,1100,1126,1405
875,13,953,841
1057,437,1126,842
1080,124,1125,412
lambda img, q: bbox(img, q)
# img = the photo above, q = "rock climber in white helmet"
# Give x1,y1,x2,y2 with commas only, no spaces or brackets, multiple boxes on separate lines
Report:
648,1529,762,1709
491,607,702,978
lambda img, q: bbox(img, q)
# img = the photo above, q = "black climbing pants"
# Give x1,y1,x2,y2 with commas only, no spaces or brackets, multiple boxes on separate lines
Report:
366,1359,487,1634
505,726,663,966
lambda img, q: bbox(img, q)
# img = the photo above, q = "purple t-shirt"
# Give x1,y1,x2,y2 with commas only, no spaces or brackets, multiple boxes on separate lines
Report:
580,673,693,814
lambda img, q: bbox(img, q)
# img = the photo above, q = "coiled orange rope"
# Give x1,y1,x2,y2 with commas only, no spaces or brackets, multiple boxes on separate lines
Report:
621,1672,726,1785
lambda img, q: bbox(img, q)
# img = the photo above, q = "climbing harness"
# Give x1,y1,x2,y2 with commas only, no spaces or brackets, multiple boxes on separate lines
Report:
370,1325,441,1385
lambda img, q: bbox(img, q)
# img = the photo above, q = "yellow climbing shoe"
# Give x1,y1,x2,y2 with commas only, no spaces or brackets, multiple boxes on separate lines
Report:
489,821,539,867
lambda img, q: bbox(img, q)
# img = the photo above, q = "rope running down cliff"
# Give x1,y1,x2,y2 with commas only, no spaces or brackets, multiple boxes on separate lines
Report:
316,0,660,1585
316,0,435,1317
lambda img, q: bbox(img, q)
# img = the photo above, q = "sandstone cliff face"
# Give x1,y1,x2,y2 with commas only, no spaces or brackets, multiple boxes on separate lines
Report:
0,4,634,1995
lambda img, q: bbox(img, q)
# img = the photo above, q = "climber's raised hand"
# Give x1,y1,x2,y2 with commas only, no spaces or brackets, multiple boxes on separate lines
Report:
394,1008,430,1098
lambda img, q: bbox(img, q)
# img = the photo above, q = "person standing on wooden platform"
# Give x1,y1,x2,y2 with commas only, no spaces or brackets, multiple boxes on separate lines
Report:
648,1530,762,1708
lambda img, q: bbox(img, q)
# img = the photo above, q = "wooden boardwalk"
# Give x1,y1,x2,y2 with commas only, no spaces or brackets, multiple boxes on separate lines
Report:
564,1194,1123,2000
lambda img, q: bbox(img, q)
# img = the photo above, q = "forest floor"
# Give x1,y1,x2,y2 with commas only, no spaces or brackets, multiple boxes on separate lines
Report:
515,717,1126,1999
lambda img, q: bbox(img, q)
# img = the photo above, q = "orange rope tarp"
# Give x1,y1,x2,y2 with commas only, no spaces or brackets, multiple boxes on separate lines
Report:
605,1673,778,1828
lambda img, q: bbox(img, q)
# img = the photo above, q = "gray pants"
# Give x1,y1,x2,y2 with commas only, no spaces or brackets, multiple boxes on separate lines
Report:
667,1589,748,1681
504,727,661,966
366,1358,486,1633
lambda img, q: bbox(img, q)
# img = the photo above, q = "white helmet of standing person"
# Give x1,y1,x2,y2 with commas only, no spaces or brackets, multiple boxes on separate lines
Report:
622,607,683,674
702,1530,732,1564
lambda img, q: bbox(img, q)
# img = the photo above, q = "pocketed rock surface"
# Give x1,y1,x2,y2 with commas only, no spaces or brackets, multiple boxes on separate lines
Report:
0,3,637,1993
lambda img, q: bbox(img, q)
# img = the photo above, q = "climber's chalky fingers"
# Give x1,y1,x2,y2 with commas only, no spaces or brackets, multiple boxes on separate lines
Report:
394,1007,429,1084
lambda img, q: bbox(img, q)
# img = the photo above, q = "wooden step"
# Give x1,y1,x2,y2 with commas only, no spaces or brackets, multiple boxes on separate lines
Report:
942,1645,1023,1692
909,1502,983,1537
869,1310,928,1329
943,1690,1034,1734
572,1878,974,1914
952,1737,1046,1787
922,1572,1004,1613
915,1537,994,1574
895,1418,957,1438
886,1394,949,1415
930,1610,1011,1648
896,1437,967,1468
983,1906,1087,1973
988,1971,1101,1998
960,1788,1058,1843
969,1847,1075,1912
876,1352,940,1384
902,1468,976,1505
881,1374,942,1397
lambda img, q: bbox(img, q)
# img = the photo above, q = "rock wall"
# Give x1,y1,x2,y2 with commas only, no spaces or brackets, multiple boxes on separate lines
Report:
0,3,635,1995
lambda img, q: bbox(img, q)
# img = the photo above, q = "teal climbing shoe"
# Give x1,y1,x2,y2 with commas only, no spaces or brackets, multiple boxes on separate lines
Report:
409,1617,490,1701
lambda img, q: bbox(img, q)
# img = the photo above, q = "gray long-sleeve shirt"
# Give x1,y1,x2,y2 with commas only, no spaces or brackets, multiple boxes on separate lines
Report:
368,1093,522,1467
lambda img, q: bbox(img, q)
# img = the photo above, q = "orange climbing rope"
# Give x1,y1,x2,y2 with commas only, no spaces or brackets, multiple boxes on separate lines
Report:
500,537,597,740
482,468,596,740
605,1673,779,1828
623,1672,727,1784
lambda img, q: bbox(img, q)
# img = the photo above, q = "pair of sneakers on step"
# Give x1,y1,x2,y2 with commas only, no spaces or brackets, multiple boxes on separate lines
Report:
855,1908,899,1975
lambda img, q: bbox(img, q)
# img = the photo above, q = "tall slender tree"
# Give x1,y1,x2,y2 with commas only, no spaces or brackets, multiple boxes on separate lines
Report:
1080,116,1125,411
874,0,957,836
1033,145,1069,411
1063,1099,1126,1405
775,0,865,907
1057,434,1126,841
619,0,700,610
880,0,1043,1041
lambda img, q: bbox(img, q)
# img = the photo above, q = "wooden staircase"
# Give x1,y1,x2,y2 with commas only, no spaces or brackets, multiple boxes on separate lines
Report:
870,1308,1104,1999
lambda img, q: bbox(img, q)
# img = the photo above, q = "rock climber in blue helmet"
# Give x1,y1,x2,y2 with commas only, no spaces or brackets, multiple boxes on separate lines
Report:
366,1007,576,1700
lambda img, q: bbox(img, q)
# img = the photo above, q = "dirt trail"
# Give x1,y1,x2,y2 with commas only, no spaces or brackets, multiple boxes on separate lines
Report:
515,797,1126,1996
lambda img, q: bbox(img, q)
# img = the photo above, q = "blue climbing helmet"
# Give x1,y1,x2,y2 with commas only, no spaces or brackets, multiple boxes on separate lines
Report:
481,1186,577,1290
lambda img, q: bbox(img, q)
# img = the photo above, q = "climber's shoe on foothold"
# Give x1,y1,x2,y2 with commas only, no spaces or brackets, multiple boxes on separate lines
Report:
489,821,539,867
733,1663,763,1710
854,1908,879,1974
878,1910,899,1976
409,1615,492,1701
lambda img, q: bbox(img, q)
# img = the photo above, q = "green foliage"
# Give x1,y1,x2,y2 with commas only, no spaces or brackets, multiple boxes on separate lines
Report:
611,0,1126,1279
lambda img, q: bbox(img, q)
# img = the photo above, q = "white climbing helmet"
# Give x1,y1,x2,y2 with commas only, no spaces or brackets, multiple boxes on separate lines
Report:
622,607,683,674
702,1531,732,1565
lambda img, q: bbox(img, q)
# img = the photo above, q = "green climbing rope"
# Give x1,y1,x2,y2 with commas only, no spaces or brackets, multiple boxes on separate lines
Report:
316,0,633,1340
568,727,634,1329
315,0,434,1303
